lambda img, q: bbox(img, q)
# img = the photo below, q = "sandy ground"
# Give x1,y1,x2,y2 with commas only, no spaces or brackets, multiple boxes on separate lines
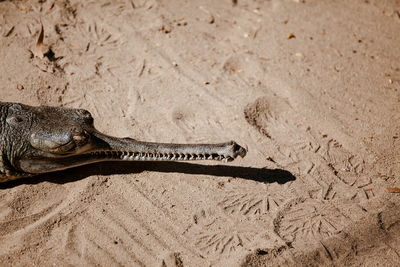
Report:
0,0,399,266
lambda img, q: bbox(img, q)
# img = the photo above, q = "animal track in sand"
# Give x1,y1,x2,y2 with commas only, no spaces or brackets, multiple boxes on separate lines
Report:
218,184,289,217
244,96,368,201
273,198,350,247
187,209,269,258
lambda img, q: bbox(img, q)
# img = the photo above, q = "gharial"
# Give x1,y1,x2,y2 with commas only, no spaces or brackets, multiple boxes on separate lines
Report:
0,102,247,183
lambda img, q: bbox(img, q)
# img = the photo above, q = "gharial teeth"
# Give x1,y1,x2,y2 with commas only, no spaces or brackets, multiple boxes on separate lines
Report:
90,151,230,162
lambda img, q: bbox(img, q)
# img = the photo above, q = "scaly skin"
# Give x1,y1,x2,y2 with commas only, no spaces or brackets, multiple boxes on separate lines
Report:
0,102,246,182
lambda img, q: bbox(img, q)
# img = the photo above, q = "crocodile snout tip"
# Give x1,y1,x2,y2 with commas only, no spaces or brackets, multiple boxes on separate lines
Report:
230,141,247,159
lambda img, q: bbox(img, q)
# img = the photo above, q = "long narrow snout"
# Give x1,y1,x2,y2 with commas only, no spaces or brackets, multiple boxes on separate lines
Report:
91,131,247,162
18,129,247,175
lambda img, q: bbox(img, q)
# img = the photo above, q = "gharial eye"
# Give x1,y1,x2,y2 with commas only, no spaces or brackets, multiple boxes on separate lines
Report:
9,103,22,111
6,115,24,125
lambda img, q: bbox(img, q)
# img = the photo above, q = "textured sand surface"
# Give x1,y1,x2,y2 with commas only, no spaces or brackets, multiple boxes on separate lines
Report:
0,0,399,266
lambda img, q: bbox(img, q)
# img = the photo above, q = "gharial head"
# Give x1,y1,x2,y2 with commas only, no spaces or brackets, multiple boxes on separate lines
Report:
4,102,108,176
1,102,246,181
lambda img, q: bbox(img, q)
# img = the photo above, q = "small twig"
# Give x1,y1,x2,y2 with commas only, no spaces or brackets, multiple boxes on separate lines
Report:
4,26,15,37
138,59,146,77
34,23,45,59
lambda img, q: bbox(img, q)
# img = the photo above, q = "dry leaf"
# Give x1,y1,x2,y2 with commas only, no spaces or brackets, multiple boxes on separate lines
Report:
386,187,400,193
34,23,45,59
287,33,296,39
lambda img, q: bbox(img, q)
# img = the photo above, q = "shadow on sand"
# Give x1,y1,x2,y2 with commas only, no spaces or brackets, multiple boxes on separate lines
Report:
0,161,296,188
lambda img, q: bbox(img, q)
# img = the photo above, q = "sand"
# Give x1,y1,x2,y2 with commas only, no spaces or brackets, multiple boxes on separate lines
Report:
0,0,399,266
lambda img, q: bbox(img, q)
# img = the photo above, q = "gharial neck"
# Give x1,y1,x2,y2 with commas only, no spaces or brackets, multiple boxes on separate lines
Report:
0,103,11,136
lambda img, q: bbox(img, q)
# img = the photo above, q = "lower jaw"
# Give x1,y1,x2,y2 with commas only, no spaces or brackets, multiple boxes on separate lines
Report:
20,150,232,174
